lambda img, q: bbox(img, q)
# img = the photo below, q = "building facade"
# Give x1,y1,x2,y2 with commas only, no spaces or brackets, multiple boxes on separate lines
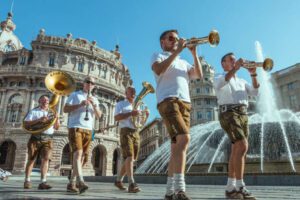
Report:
272,63,300,112
138,118,168,166
0,13,132,176
190,57,218,125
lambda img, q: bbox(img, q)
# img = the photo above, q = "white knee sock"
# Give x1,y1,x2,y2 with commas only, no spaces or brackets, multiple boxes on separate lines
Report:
236,179,245,189
166,176,174,196
174,173,185,193
226,177,236,191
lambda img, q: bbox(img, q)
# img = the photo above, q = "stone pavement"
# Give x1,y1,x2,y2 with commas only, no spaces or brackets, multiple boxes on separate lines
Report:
0,176,299,200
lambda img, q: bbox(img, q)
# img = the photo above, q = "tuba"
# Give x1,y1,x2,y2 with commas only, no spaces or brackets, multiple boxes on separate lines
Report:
186,30,220,48
131,82,155,129
243,58,274,72
22,71,76,134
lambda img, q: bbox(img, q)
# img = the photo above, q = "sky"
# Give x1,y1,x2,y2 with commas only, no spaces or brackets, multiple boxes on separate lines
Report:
1,0,300,121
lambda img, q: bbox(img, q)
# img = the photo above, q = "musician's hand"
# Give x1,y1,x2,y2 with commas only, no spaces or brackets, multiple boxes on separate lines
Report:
188,44,197,56
175,38,186,54
87,97,96,107
248,67,256,75
80,100,90,106
234,58,244,71
131,110,140,116
40,116,48,123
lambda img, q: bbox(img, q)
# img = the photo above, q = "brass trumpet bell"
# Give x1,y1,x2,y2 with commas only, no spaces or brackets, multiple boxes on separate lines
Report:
262,58,274,72
186,30,220,47
243,58,274,72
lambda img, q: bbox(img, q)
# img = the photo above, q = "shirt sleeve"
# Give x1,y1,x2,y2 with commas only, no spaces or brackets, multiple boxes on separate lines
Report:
24,110,34,121
93,97,100,109
150,53,164,66
114,102,122,116
65,92,75,105
213,75,227,90
245,80,259,96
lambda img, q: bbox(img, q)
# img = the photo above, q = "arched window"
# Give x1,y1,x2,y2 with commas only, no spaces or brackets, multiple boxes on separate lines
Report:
61,144,71,165
5,94,23,123
99,104,107,129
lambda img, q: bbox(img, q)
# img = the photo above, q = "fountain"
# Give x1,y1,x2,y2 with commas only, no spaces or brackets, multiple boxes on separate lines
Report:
136,42,300,175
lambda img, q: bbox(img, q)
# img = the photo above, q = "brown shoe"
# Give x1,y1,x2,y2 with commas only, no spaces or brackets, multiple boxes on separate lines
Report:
237,187,256,199
67,182,79,193
225,189,243,199
24,181,32,189
174,191,191,200
114,181,126,190
128,182,141,193
38,182,52,190
164,193,175,200
78,181,89,194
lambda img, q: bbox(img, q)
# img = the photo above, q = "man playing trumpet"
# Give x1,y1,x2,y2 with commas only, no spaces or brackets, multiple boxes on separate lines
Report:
213,53,259,199
152,29,203,200
63,76,101,194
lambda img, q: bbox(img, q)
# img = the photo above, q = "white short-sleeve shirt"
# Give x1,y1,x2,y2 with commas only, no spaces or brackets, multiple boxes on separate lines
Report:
114,99,136,129
151,51,193,104
24,107,54,135
66,90,100,130
213,74,258,106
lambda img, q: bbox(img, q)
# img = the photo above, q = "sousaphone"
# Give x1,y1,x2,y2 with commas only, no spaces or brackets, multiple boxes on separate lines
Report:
22,71,75,134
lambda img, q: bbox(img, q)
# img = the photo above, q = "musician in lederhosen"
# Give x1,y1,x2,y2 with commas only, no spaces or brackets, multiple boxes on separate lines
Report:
23,95,60,190
214,52,259,200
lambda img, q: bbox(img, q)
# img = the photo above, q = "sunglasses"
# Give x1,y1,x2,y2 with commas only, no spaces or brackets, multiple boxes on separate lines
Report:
167,35,179,42
85,80,95,85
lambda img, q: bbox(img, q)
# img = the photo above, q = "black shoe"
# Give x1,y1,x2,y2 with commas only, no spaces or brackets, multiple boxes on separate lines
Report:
237,187,256,199
174,191,191,200
128,182,141,193
164,193,175,200
225,189,243,199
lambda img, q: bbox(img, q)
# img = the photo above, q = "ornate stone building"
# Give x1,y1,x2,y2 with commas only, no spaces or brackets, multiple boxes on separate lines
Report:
272,63,300,112
137,118,168,166
190,57,218,125
0,13,132,176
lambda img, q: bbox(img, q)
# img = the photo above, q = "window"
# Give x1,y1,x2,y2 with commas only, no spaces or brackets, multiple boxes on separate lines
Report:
287,82,295,90
6,94,23,123
289,95,297,107
196,88,201,94
197,100,201,105
78,62,84,72
49,53,55,67
20,56,26,65
205,87,210,94
205,99,211,105
197,111,202,119
206,111,212,120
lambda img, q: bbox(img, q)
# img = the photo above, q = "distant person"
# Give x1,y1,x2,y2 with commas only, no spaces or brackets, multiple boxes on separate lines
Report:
213,52,259,199
151,29,203,200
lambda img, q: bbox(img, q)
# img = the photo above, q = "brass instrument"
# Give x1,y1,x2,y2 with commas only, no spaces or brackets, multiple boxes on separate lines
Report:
22,71,75,134
131,82,155,129
243,58,274,72
186,30,220,47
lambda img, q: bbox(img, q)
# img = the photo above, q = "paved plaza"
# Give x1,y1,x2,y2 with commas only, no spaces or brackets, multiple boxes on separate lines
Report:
0,176,299,200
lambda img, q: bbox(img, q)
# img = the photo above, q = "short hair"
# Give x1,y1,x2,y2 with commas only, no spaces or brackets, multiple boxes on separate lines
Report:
159,29,178,41
126,86,135,92
221,52,234,63
38,94,49,102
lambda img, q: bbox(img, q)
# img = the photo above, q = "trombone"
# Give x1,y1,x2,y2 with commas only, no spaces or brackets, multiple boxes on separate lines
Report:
243,58,274,72
185,30,220,48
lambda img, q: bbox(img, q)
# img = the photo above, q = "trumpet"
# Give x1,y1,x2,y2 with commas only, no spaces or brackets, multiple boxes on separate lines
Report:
243,58,274,72
186,30,220,48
